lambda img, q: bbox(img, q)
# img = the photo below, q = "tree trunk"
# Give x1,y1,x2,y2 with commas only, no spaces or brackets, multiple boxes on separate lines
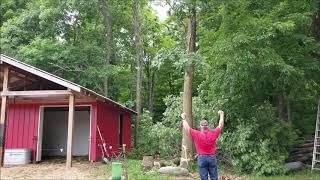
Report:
145,57,155,114
278,94,285,121
133,0,143,147
100,0,115,97
180,5,196,168
147,71,155,114
287,97,291,122
312,5,320,42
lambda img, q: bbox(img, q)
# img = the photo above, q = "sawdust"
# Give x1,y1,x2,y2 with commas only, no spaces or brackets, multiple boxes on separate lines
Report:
0,158,108,179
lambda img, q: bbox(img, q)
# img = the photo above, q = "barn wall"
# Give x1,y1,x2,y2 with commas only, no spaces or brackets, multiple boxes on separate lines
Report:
95,101,132,161
96,101,118,161
4,100,131,162
5,104,40,161
123,112,131,151
4,102,97,161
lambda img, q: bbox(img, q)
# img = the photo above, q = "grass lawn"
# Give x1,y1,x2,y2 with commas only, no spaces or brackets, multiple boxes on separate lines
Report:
245,170,320,180
105,159,320,180
105,159,174,180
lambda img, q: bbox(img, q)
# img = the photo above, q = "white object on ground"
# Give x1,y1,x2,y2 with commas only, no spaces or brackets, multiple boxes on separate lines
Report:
4,149,31,165
284,161,304,172
159,166,189,176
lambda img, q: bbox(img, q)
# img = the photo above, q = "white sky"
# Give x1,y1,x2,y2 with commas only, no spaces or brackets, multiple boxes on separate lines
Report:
150,1,170,21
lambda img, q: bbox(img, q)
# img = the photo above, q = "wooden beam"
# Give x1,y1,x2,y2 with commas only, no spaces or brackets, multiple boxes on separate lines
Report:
0,66,9,166
66,94,75,168
1,90,72,98
6,98,95,104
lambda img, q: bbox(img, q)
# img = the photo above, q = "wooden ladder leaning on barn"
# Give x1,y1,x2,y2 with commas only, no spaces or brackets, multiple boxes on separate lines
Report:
312,99,320,171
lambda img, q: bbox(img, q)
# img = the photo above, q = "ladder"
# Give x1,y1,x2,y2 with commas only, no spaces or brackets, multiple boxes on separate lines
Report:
312,99,320,171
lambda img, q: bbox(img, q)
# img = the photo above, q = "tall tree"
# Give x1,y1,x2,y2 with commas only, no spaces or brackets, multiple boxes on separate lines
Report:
312,0,320,41
180,3,196,168
100,0,115,97
133,0,143,146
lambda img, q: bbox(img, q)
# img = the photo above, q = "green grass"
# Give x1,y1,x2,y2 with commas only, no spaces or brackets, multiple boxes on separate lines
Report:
245,170,320,180
104,159,173,179
104,159,320,180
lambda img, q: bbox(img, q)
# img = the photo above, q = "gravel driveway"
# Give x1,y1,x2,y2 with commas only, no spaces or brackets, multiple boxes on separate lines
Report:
0,158,108,179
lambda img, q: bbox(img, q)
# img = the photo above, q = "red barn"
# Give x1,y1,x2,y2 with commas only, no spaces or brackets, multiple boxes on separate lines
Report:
0,54,136,168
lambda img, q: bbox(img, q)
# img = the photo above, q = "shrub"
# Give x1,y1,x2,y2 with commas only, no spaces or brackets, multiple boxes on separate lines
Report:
219,102,298,175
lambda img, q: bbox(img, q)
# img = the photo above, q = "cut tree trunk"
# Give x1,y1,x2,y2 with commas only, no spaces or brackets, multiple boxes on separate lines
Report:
180,5,196,168
133,0,143,147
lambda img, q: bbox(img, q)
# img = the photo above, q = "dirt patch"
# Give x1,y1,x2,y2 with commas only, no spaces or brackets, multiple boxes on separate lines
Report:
0,158,108,179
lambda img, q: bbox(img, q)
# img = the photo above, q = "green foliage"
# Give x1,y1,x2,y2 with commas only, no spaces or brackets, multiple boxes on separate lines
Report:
246,169,320,180
104,159,172,179
162,95,218,129
1,0,320,176
196,0,319,175
129,110,180,158
219,103,297,175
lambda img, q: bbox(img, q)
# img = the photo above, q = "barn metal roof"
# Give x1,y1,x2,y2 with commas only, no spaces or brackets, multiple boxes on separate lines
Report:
0,54,137,114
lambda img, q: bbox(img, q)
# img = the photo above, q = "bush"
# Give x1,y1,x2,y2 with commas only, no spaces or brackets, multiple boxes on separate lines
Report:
131,95,216,159
133,96,297,176
129,110,180,159
219,102,298,175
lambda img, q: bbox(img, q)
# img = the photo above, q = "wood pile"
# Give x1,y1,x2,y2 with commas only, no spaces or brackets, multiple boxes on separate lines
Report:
288,139,314,165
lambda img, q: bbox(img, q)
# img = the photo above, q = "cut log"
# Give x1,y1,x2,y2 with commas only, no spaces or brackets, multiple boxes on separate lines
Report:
142,156,154,171
285,161,304,172
290,147,313,153
159,166,189,176
291,156,312,162
295,142,314,148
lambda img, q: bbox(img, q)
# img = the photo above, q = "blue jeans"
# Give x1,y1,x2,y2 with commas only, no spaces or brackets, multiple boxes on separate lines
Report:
197,155,218,180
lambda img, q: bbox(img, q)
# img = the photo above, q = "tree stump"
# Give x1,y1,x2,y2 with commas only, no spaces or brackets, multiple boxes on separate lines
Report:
142,156,154,171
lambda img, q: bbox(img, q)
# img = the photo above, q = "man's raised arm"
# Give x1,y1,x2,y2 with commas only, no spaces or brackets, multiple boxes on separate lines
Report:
217,110,224,129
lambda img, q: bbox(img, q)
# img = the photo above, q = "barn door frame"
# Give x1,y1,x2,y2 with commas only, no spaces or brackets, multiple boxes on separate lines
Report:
36,107,44,161
36,104,92,161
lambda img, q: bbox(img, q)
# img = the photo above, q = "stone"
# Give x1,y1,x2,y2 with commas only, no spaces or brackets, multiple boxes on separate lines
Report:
284,161,304,172
159,166,189,176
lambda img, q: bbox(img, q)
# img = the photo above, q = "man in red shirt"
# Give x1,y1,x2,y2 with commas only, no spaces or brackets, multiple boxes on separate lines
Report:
181,110,224,180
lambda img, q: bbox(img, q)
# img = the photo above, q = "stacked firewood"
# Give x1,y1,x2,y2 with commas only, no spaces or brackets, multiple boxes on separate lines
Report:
288,138,314,165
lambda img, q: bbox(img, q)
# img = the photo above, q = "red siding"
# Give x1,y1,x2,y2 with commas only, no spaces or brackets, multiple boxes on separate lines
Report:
4,100,131,162
95,102,132,161
5,104,39,160
96,102,118,160
123,112,131,151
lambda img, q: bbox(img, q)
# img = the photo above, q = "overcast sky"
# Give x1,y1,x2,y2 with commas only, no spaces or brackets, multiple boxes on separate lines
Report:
150,1,170,21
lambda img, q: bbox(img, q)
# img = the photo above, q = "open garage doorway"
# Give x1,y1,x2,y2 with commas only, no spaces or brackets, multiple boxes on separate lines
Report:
38,106,91,161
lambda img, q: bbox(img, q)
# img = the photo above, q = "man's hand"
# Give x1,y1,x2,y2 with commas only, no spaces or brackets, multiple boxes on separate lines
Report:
218,110,224,116
181,112,187,120
181,113,190,132
217,110,224,129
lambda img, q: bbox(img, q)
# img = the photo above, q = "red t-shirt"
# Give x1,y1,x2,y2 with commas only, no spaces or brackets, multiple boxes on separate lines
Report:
189,127,221,155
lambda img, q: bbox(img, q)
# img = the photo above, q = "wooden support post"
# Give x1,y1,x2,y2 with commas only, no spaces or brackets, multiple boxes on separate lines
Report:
66,94,75,168
0,66,9,166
